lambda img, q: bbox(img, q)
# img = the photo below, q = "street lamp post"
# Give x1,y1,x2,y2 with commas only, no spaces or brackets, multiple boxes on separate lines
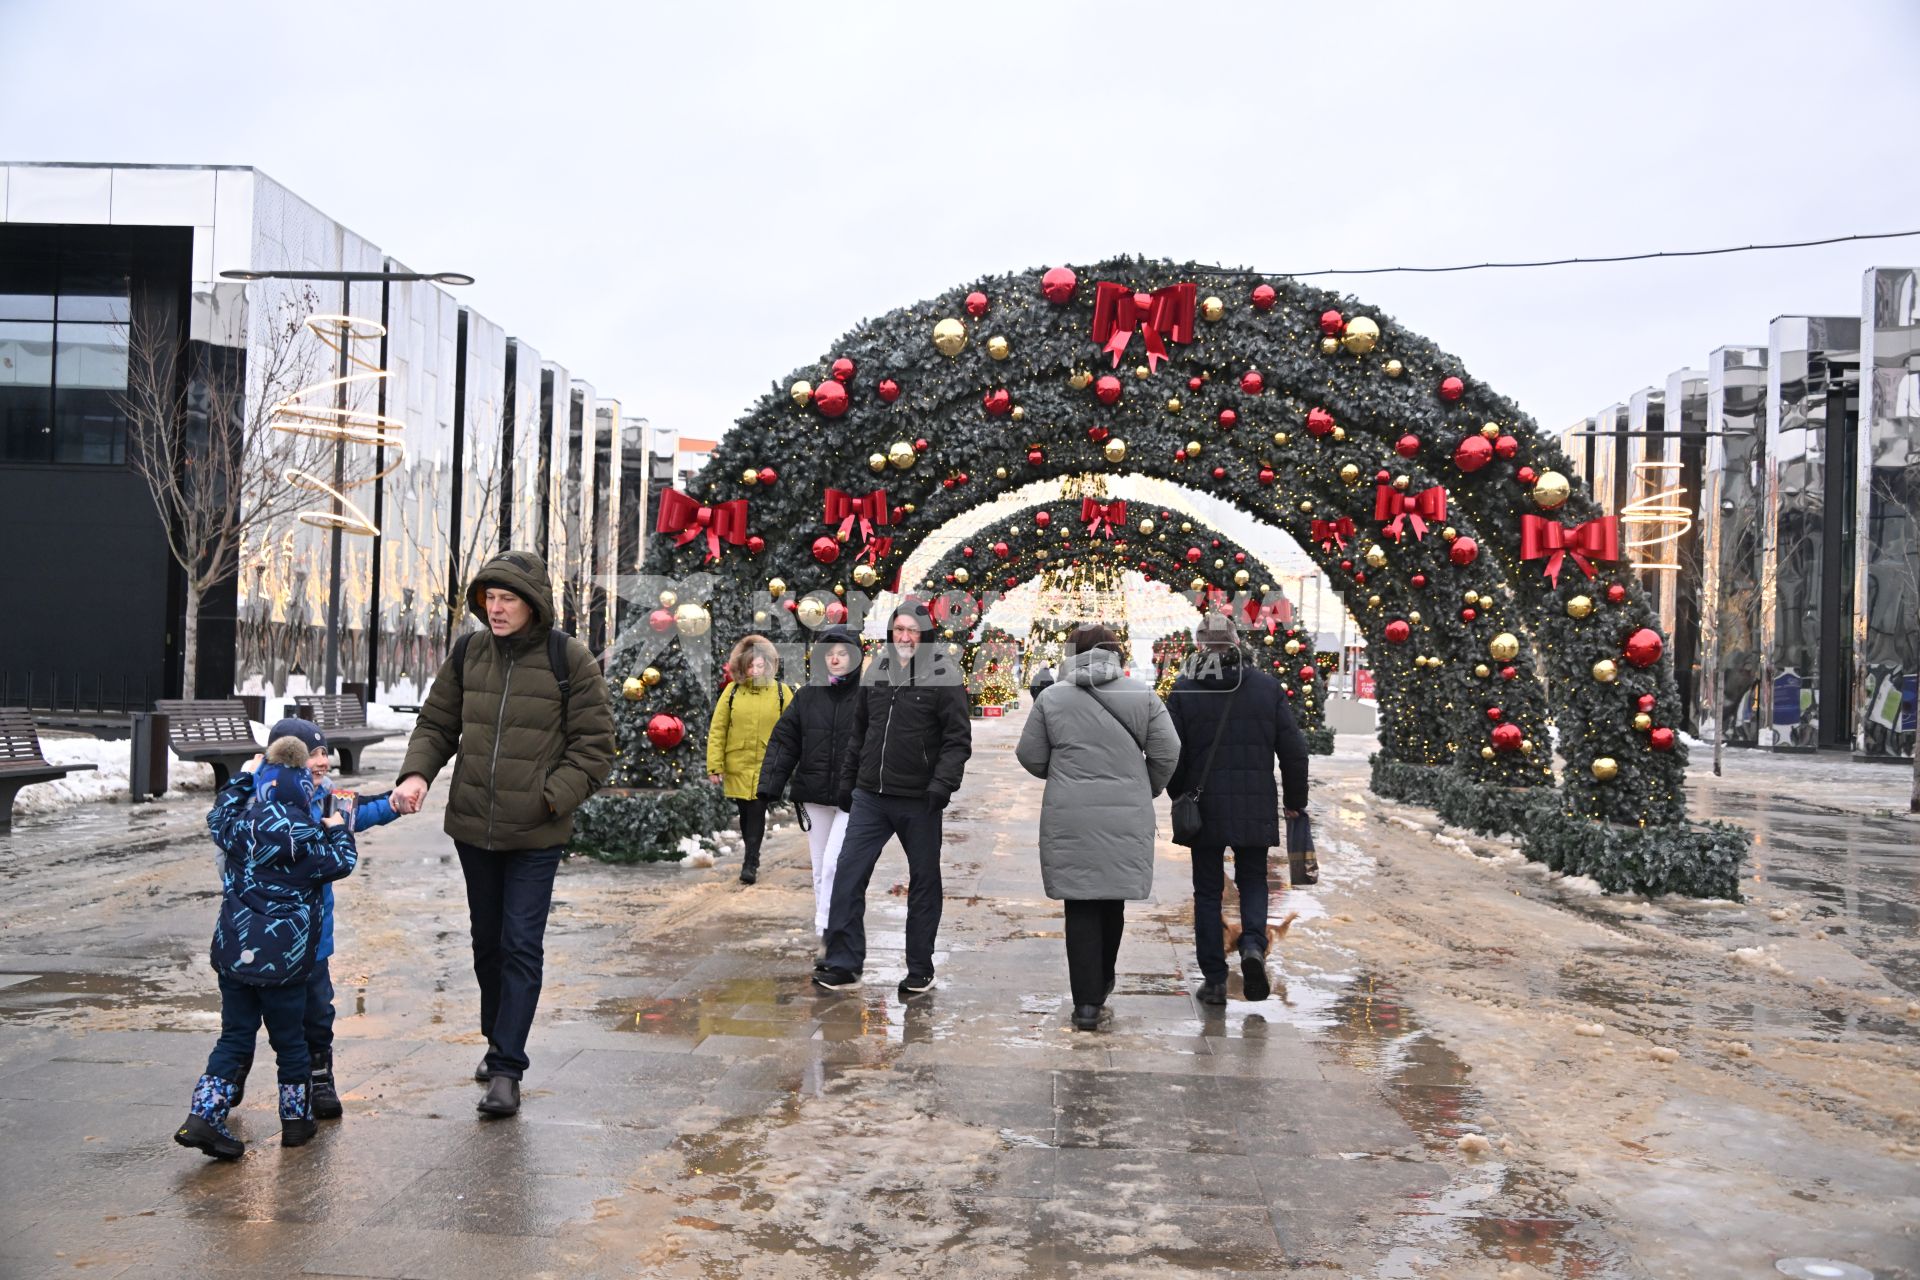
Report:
219,267,473,697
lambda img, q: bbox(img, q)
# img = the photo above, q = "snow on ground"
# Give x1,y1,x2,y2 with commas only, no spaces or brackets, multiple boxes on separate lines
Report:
22,736,218,815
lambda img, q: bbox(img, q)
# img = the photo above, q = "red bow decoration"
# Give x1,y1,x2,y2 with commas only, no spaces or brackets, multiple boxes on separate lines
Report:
656,488,748,562
823,487,889,541
1520,513,1619,586
1310,516,1355,552
861,534,894,566
1079,497,1127,537
1091,282,1196,371
1374,483,1447,541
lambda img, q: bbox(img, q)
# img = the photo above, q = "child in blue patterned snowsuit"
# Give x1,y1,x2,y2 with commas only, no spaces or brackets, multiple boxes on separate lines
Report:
174,733,357,1160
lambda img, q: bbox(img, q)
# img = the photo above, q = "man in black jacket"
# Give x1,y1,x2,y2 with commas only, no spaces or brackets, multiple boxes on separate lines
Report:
1165,613,1310,1007
812,602,972,995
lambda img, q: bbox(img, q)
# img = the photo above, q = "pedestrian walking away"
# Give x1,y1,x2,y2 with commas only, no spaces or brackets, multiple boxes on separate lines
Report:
1016,624,1180,1031
814,601,972,996
1027,662,1055,701
175,734,357,1160
756,625,865,941
390,549,615,1117
707,633,792,884
1165,612,1310,1007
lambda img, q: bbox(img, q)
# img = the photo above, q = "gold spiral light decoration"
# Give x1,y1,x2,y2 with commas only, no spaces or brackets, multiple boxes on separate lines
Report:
274,314,405,536
1618,461,1692,571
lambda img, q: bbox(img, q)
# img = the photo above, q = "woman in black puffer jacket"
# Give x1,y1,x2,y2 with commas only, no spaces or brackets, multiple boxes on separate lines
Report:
757,626,866,936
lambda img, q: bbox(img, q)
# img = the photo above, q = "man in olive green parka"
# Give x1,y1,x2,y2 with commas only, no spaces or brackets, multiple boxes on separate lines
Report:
392,550,614,1115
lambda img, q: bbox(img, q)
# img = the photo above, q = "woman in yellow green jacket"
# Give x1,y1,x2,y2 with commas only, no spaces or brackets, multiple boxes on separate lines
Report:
707,634,791,884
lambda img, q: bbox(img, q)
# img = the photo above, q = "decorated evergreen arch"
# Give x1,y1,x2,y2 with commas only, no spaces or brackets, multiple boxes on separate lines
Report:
615,257,1749,896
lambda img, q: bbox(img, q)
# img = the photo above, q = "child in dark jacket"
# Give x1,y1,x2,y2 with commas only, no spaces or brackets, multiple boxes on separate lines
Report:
175,733,358,1160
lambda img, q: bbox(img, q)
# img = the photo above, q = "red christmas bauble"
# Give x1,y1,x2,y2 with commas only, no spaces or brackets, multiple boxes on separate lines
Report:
1252,284,1277,311
877,378,902,403
1461,607,1477,622
964,290,990,317
746,535,766,555
1027,449,1044,465
962,546,975,559
1516,466,1538,485
1636,694,1656,712
645,713,685,750
1088,425,1109,443
1606,583,1627,605
1284,686,1295,698
1649,727,1676,752
757,466,777,486
1234,552,1246,563
1376,469,1392,482
1624,627,1664,668
1319,309,1345,336
1339,560,1353,572
812,535,841,565
1494,434,1518,459
1491,722,1523,751
955,471,969,485
830,357,855,383
1439,376,1465,401
1034,510,1051,528
648,608,675,633
1410,573,1428,588
1095,375,1123,405
1306,407,1336,436
1384,618,1411,644
1040,266,1077,303
825,600,848,624
1500,666,1516,681
1454,435,1493,473
992,541,1009,558
1298,666,1315,682
1186,546,1202,563
1487,706,1503,721
1240,370,1265,395
982,388,1012,416
913,438,929,452
890,505,906,522
1212,466,1226,480
1390,434,1417,459
812,380,849,417
1218,408,1238,429
1448,536,1480,566
1174,449,1187,462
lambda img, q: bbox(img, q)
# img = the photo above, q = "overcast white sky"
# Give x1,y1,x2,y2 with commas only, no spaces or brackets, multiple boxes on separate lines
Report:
5,0,1917,442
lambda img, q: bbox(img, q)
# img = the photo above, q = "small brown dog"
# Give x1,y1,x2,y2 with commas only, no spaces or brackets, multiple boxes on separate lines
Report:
1223,911,1299,955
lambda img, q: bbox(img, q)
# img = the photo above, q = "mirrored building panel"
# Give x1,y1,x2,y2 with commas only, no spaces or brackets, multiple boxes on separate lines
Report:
1663,368,1709,734
1854,267,1920,760
1701,345,1768,746
541,360,573,621
502,337,543,555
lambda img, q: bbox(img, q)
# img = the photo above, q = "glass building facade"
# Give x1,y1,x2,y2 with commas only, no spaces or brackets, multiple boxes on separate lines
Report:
1854,268,1920,760
0,163,633,706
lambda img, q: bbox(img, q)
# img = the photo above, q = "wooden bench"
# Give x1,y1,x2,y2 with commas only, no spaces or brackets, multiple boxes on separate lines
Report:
154,699,260,788
287,694,393,774
0,708,98,833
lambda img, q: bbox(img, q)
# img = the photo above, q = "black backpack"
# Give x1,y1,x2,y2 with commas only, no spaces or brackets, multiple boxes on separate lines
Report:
448,628,574,721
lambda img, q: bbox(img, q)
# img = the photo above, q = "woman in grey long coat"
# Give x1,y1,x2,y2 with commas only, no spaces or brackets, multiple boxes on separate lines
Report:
1016,625,1181,1031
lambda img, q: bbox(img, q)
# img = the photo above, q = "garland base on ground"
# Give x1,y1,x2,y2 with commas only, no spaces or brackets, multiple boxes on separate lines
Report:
1368,757,1748,900
572,783,734,864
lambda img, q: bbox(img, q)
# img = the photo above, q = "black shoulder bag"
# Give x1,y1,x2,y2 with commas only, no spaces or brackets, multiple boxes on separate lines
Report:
1170,689,1234,846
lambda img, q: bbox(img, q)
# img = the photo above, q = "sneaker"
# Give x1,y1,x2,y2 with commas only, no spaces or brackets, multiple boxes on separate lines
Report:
1196,981,1228,1007
1241,951,1271,1002
897,972,935,996
811,967,859,991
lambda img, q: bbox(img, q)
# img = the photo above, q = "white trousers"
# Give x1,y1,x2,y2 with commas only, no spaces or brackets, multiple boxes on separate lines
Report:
801,802,851,932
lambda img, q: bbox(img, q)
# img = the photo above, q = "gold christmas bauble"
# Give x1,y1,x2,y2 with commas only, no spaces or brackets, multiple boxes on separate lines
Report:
790,379,812,406
1010,405,1026,422
1465,591,1480,605
1480,423,1501,440
1165,397,1182,412
1273,431,1290,446
986,335,1010,361
1263,633,1275,646
621,676,646,701
1201,295,1225,322
1532,470,1572,510
795,596,827,628
1633,712,1653,731
740,467,759,485
1566,594,1593,619
994,466,1008,480
1408,611,1422,625
1213,557,1226,570
1180,522,1192,533
1036,549,1049,561
1441,526,1457,541
1488,632,1521,662
887,440,917,470
1069,369,1093,390
1591,756,1620,781
1384,359,1404,378
1340,463,1361,485
1298,500,1314,513
835,528,851,543
1340,316,1380,355
1365,545,1389,569
852,563,879,589
1233,568,1251,587
932,317,967,357
869,452,888,473
1591,658,1619,683
1474,663,1490,678
1134,365,1152,380
903,503,915,514
1331,425,1347,441
1185,440,1203,458
658,589,678,609
830,585,843,597
1521,738,1534,754
1103,437,1128,463
767,577,786,598
642,666,662,687
1391,474,1410,491
1482,746,1496,760
1284,639,1302,655
1367,594,1381,608
1190,577,1206,592
673,602,711,637
1319,337,1340,355
1414,655,1428,668
952,567,969,585
1138,518,1155,535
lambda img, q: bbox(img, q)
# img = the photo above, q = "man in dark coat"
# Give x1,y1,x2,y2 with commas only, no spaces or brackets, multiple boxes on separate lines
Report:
1165,613,1310,1006
392,549,616,1116
812,602,972,996
1027,663,1055,701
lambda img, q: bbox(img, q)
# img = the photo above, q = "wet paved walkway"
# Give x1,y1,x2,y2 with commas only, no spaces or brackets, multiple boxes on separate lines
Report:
2,717,1912,1276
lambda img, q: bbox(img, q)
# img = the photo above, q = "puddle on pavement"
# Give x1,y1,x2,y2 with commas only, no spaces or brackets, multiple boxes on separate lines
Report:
0,969,204,1022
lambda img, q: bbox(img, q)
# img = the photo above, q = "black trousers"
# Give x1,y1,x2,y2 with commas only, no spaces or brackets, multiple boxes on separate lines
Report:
205,975,309,1085
821,790,945,979
456,841,564,1080
1191,845,1270,984
735,798,768,864
1063,899,1125,1008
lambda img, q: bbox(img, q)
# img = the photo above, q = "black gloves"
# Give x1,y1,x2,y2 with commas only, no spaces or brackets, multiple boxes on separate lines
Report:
926,789,951,813
836,789,854,813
